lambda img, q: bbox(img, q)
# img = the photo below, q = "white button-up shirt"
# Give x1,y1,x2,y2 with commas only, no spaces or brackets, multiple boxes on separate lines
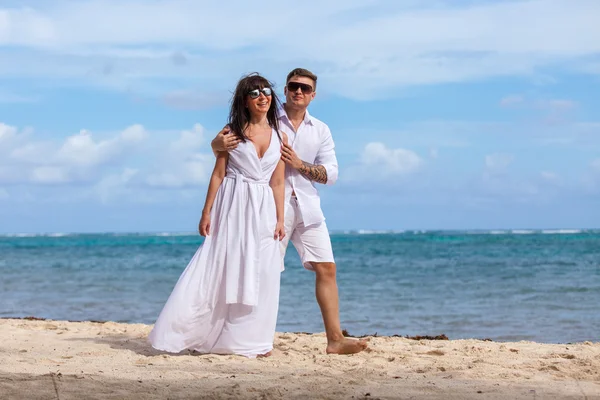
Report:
278,106,338,227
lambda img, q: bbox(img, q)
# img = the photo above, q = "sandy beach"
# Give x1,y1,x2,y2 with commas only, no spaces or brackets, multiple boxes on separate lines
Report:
0,318,598,399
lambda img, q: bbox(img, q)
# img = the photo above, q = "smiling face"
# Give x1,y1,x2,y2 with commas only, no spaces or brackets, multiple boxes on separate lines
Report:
284,75,316,110
246,87,272,118
228,73,282,142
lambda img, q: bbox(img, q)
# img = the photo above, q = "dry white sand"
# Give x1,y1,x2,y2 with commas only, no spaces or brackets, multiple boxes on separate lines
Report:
0,318,598,399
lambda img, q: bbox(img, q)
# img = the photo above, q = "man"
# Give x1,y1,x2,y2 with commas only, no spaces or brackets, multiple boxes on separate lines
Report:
211,68,367,354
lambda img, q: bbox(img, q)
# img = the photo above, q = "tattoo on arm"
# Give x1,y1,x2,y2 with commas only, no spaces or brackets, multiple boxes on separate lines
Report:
298,162,328,184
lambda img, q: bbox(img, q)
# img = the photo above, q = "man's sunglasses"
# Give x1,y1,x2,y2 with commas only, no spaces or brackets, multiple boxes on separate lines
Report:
287,82,313,94
248,88,272,99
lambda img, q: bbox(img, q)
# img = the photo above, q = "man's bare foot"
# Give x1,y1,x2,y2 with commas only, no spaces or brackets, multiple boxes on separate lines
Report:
257,351,272,358
326,338,368,355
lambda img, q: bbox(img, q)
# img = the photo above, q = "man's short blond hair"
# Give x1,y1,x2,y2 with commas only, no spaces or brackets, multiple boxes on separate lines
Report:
286,68,317,90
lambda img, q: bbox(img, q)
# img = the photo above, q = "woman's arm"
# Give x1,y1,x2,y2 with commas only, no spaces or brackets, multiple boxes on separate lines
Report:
270,132,288,240
199,151,229,236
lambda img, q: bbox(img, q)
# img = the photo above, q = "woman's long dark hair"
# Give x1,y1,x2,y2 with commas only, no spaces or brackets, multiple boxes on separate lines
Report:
228,73,282,143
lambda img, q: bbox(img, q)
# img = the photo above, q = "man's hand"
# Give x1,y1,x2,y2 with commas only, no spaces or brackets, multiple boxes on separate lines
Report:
211,125,241,153
280,143,303,169
281,143,328,183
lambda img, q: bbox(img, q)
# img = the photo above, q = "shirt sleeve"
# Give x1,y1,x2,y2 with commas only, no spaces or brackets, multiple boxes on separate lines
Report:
314,125,338,185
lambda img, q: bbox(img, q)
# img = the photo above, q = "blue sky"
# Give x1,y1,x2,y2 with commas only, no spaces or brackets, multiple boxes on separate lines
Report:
1,0,599,233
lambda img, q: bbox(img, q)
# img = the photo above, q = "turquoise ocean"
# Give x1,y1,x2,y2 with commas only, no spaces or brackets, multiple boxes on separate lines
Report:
1,230,598,343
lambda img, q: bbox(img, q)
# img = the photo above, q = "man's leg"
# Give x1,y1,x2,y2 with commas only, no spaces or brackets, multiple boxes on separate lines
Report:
310,261,368,354
290,217,367,354
279,197,298,268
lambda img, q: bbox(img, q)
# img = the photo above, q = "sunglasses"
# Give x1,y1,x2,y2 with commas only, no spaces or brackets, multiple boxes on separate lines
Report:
248,88,272,99
287,82,313,94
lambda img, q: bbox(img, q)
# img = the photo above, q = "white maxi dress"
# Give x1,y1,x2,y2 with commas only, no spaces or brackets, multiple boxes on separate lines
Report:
148,129,283,357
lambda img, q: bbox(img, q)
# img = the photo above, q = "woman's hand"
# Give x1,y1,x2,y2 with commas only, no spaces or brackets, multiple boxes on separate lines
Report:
274,221,285,241
199,212,211,237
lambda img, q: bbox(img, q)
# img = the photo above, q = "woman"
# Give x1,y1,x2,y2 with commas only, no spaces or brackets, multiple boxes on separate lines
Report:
148,73,287,358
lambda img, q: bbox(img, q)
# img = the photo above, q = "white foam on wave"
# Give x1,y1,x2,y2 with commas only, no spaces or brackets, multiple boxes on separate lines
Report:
511,230,536,234
153,232,195,237
104,232,195,237
329,230,406,235
541,229,582,234
0,232,72,237
357,229,392,235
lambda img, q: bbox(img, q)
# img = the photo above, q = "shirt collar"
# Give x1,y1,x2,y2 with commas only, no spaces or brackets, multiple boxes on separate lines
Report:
278,104,314,126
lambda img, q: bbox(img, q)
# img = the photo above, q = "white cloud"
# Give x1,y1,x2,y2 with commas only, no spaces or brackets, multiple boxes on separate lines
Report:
10,142,54,164
0,121,219,206
7,124,147,172
0,91,39,103
145,124,213,188
539,171,564,190
0,166,22,184
362,142,423,175
485,153,513,173
354,119,600,152
429,148,438,159
537,99,578,111
0,123,18,145
500,95,524,107
145,154,213,188
478,164,543,203
499,95,578,111
540,171,561,184
536,122,600,147
0,1,361,49
476,158,571,203
55,125,146,167
1,1,600,98
344,142,423,183
0,121,217,198
581,159,600,193
0,123,148,186
30,166,70,184
94,168,138,203
167,124,204,154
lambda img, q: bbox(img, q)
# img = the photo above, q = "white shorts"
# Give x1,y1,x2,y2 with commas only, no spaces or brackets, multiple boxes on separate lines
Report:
281,196,335,270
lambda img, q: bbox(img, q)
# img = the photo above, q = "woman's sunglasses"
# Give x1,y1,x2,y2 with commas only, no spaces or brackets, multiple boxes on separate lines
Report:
287,82,313,94
248,88,272,99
